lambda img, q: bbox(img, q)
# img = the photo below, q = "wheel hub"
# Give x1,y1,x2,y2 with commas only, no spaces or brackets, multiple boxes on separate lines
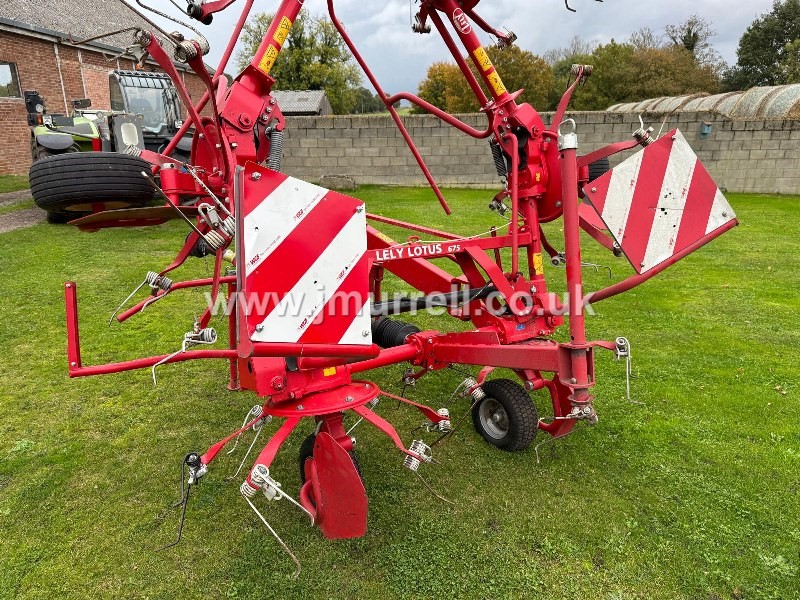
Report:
479,398,509,439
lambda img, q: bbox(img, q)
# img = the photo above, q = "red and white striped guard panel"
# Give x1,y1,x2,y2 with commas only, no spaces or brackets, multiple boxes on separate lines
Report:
582,129,737,275
240,164,372,345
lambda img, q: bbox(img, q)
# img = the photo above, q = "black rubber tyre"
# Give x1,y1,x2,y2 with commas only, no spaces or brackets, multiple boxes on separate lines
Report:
471,379,538,451
29,152,157,214
588,157,611,183
298,433,364,485
45,211,82,224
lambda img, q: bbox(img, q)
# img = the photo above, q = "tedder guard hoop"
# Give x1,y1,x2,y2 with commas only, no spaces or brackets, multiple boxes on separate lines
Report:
582,129,738,275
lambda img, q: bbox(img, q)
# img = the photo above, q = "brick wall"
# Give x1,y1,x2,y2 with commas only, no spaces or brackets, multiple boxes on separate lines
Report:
0,30,208,175
0,30,65,174
280,111,800,195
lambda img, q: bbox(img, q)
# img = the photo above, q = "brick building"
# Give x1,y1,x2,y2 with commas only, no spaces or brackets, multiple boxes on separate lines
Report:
0,0,209,175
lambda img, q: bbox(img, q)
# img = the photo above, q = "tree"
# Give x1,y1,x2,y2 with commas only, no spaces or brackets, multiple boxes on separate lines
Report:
415,62,462,112
724,0,800,89
487,46,553,110
543,35,598,65
416,46,553,113
235,10,362,114
664,15,725,75
351,87,385,114
629,27,662,52
567,40,720,111
779,39,800,83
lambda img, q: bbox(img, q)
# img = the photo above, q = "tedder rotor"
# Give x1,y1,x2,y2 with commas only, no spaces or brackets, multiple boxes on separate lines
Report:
60,0,738,576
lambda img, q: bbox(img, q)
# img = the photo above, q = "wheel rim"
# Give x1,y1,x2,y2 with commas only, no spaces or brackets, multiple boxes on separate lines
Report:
478,398,509,439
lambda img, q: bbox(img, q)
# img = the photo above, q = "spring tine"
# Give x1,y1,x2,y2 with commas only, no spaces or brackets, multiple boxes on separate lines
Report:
157,480,192,551
141,293,166,311
67,26,140,46
534,428,577,464
227,406,264,455
227,426,264,480
135,0,203,37
152,347,185,386
414,471,455,505
243,496,302,579
185,166,232,218
141,172,207,238
346,398,380,435
108,279,148,325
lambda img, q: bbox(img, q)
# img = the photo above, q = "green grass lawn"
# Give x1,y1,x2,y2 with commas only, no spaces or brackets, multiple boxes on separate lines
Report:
0,175,29,194
0,175,32,216
0,187,798,599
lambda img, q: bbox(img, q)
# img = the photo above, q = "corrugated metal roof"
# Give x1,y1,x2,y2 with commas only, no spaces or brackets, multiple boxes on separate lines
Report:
606,85,800,119
0,0,165,53
272,90,329,115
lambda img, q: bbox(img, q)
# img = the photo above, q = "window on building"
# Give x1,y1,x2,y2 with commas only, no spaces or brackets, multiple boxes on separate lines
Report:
0,62,21,98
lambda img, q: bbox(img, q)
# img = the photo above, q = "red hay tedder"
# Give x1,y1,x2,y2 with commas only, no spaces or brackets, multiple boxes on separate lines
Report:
60,0,738,576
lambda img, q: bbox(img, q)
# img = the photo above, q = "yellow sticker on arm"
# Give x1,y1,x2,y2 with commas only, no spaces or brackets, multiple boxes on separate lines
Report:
257,45,279,74
273,16,292,46
487,72,507,97
533,253,544,275
473,46,493,72
323,367,337,376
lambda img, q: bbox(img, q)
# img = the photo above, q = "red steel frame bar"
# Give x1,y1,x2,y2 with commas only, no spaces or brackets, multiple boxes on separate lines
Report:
326,0,451,215
66,0,731,458
162,0,259,157
558,125,592,406
587,219,738,303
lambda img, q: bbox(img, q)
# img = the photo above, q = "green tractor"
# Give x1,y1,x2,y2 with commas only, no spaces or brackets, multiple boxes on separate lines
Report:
25,92,103,159
28,70,192,223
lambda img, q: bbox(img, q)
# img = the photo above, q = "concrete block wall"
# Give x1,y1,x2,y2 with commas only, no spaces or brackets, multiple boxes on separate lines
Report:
281,111,800,195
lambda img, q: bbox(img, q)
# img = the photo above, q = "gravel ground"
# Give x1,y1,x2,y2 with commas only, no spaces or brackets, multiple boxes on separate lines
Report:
0,207,46,233
0,189,32,207
0,190,45,233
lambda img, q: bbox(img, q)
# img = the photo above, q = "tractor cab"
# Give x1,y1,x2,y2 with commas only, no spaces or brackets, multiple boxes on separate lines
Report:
108,70,191,156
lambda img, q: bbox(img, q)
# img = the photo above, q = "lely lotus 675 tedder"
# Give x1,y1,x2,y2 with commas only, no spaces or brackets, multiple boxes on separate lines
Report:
59,0,737,576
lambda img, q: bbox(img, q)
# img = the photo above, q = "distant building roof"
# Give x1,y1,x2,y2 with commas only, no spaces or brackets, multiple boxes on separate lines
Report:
607,85,800,119
273,90,332,115
0,0,169,53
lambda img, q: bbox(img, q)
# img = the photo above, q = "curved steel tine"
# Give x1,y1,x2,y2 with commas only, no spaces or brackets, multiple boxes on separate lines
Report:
109,278,148,325
135,0,204,37
152,346,186,386
67,26,140,46
243,496,302,579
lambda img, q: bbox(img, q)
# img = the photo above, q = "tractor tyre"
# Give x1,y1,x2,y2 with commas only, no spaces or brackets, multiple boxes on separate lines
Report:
45,211,80,224
298,433,364,485
32,143,78,163
471,379,538,451
588,157,611,182
29,152,156,215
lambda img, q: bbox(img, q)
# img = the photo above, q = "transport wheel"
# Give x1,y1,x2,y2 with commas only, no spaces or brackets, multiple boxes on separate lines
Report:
298,433,363,484
471,379,538,451
588,157,610,182
29,152,156,214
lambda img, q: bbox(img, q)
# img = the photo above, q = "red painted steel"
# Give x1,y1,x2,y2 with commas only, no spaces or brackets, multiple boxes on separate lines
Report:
58,0,738,548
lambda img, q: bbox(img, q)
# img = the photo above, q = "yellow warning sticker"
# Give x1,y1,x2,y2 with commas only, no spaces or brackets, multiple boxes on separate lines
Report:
487,72,507,97
257,45,279,74
533,253,544,275
323,367,337,376
373,231,394,245
473,46,493,72
273,16,292,46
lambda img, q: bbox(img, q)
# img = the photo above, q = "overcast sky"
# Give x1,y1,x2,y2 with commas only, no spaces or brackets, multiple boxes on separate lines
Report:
127,0,775,93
